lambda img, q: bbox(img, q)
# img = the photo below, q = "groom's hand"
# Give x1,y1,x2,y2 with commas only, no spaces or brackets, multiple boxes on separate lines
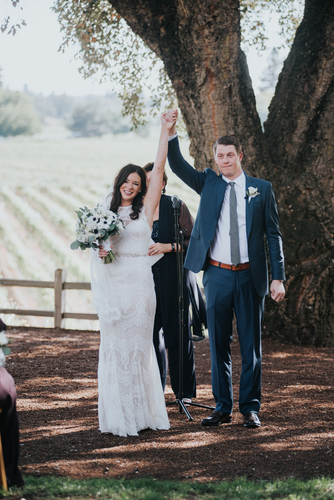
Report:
270,280,285,302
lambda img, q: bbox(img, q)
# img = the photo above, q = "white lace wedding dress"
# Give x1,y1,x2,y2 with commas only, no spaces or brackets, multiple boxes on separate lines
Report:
91,205,170,436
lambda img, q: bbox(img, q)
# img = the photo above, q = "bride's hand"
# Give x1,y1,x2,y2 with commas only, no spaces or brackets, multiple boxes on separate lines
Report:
98,245,112,258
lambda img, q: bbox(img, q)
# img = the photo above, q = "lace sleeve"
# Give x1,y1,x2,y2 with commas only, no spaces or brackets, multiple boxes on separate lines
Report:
117,205,133,227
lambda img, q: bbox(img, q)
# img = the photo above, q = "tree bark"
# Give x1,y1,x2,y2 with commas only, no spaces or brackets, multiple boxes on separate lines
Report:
109,0,334,345
263,0,334,345
109,0,268,174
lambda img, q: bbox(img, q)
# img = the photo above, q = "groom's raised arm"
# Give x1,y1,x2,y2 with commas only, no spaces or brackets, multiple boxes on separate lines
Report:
167,126,205,195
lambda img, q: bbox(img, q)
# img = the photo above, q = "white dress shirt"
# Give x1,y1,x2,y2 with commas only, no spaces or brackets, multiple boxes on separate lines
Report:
168,134,249,265
209,172,249,264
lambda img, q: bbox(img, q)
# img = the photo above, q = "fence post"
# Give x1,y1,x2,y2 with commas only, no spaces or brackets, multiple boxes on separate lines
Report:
54,269,66,328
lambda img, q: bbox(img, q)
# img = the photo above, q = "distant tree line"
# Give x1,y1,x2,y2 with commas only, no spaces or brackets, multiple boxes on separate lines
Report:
29,91,134,136
0,68,144,137
0,68,41,137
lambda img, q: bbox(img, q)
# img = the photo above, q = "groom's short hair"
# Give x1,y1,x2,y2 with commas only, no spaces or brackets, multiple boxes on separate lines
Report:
213,136,242,156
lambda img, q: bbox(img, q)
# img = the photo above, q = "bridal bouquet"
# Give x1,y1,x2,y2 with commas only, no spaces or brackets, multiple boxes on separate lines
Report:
70,204,124,264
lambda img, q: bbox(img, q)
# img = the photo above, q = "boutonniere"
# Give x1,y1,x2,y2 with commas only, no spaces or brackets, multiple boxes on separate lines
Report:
245,186,260,203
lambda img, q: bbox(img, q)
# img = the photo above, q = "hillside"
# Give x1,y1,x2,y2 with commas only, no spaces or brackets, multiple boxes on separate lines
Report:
0,126,199,329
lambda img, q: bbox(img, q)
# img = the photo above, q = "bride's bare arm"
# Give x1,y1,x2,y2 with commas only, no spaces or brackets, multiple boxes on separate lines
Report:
144,110,178,227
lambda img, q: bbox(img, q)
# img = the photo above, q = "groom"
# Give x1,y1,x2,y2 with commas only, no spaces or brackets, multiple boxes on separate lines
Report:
166,111,285,428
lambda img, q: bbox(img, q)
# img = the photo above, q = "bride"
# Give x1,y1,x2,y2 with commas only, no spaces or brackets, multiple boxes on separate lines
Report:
90,111,177,436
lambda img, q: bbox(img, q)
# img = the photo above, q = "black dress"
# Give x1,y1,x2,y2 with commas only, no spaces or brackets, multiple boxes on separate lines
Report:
151,194,205,399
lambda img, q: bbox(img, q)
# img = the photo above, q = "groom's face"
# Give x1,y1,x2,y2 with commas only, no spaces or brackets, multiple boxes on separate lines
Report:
214,144,243,180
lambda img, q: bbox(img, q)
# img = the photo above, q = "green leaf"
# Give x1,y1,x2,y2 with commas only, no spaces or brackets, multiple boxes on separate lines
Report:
2,347,10,356
70,240,80,250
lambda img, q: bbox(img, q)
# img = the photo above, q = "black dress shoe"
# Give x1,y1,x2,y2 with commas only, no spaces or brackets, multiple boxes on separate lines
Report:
243,411,261,428
201,410,232,426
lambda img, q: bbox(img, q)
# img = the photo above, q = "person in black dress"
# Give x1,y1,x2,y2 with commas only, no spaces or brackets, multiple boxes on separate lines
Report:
144,163,206,400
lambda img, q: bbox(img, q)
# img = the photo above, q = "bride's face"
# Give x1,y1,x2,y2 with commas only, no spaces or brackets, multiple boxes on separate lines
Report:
120,172,142,205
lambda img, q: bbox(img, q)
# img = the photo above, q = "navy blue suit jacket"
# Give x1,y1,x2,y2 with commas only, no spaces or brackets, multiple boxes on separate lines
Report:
168,137,285,297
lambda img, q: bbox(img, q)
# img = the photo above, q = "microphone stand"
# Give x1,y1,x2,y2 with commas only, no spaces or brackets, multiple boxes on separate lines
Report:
166,197,214,421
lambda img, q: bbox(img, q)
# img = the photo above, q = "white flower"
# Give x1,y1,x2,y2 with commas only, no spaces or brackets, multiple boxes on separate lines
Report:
76,229,86,242
0,332,8,346
84,230,96,241
94,205,108,217
0,349,5,367
85,216,98,231
107,211,117,222
77,229,94,244
97,219,109,230
246,187,260,203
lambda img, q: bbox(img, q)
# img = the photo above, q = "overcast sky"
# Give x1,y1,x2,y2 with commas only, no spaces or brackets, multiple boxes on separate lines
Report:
0,0,291,97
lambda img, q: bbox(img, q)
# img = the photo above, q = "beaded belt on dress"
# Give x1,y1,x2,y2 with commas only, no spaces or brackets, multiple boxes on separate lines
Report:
113,252,148,257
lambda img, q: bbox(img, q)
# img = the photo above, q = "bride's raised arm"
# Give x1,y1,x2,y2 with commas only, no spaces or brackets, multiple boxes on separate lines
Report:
144,109,178,227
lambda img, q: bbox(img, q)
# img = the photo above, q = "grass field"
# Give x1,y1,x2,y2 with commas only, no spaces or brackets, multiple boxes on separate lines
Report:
2,475,334,499
0,125,199,329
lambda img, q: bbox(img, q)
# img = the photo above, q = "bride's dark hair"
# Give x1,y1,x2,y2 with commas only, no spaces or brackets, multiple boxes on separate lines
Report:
109,164,147,220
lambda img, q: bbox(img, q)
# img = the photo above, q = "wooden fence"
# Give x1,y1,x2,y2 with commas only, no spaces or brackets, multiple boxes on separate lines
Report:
0,269,98,328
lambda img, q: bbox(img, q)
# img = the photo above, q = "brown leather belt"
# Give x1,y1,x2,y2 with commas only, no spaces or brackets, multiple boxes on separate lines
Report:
208,258,250,271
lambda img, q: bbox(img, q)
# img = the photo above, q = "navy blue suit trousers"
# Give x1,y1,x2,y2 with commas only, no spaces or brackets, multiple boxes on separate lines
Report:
203,265,265,414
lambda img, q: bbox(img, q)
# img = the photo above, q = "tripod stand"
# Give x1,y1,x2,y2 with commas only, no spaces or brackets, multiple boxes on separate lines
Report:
166,196,214,421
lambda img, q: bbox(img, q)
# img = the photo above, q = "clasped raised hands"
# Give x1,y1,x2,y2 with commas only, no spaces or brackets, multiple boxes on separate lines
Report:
161,108,178,130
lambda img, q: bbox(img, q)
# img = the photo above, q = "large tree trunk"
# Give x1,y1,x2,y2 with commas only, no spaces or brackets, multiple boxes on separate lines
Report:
110,0,334,345
110,0,268,175
263,0,334,345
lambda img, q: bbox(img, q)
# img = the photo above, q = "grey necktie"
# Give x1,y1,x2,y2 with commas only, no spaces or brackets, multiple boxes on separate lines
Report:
229,182,240,266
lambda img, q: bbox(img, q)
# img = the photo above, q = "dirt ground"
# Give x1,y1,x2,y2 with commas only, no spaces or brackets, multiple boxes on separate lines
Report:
5,326,334,482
